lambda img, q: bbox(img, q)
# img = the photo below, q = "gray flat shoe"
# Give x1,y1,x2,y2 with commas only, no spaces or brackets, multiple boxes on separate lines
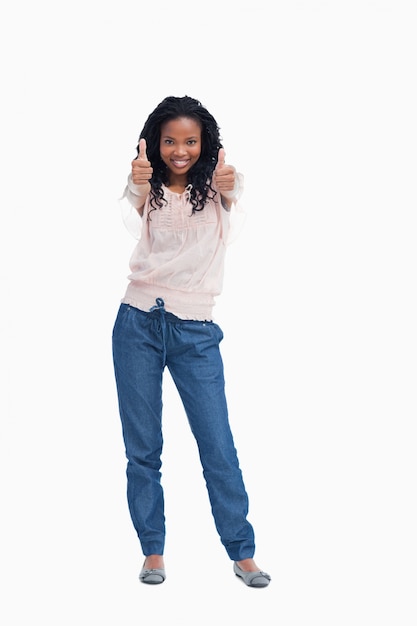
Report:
233,562,271,588
139,566,166,585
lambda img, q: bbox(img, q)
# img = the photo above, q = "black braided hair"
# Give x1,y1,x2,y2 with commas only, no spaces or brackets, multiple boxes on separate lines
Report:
136,95,223,214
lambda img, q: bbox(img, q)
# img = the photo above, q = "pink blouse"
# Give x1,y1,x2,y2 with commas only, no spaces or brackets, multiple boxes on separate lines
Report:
119,175,245,321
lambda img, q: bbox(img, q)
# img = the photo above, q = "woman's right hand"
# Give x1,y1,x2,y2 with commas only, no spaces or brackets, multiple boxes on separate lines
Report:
131,138,153,186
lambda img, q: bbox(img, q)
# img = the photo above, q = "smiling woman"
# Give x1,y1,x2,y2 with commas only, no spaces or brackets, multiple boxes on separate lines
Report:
159,117,202,191
111,95,271,587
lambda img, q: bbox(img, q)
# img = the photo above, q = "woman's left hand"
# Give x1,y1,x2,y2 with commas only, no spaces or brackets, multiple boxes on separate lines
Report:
214,148,236,194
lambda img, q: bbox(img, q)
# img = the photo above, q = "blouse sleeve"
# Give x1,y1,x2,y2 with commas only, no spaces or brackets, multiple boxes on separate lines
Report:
223,172,246,245
118,174,147,239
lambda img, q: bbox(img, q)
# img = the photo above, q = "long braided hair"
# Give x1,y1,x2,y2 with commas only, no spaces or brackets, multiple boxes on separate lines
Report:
137,95,223,214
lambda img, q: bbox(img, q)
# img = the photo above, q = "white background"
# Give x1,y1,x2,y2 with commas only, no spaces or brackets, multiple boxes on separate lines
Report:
1,0,416,623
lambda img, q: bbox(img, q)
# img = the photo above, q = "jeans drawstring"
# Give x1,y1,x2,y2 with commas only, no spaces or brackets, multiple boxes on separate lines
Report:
149,298,167,365
149,297,165,312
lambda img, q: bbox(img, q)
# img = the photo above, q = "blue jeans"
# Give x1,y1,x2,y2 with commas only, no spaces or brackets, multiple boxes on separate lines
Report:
112,300,255,560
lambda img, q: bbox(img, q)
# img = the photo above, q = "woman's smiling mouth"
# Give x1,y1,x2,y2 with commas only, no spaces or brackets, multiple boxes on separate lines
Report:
171,159,190,168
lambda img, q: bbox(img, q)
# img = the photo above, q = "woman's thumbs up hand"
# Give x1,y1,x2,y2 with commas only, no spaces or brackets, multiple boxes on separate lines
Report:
131,138,153,186
214,148,237,200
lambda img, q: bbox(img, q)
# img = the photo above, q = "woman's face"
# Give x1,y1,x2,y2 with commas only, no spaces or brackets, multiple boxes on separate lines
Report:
159,116,202,179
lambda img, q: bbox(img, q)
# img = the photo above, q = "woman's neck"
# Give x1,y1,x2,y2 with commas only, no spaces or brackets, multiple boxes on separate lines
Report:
166,173,188,194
